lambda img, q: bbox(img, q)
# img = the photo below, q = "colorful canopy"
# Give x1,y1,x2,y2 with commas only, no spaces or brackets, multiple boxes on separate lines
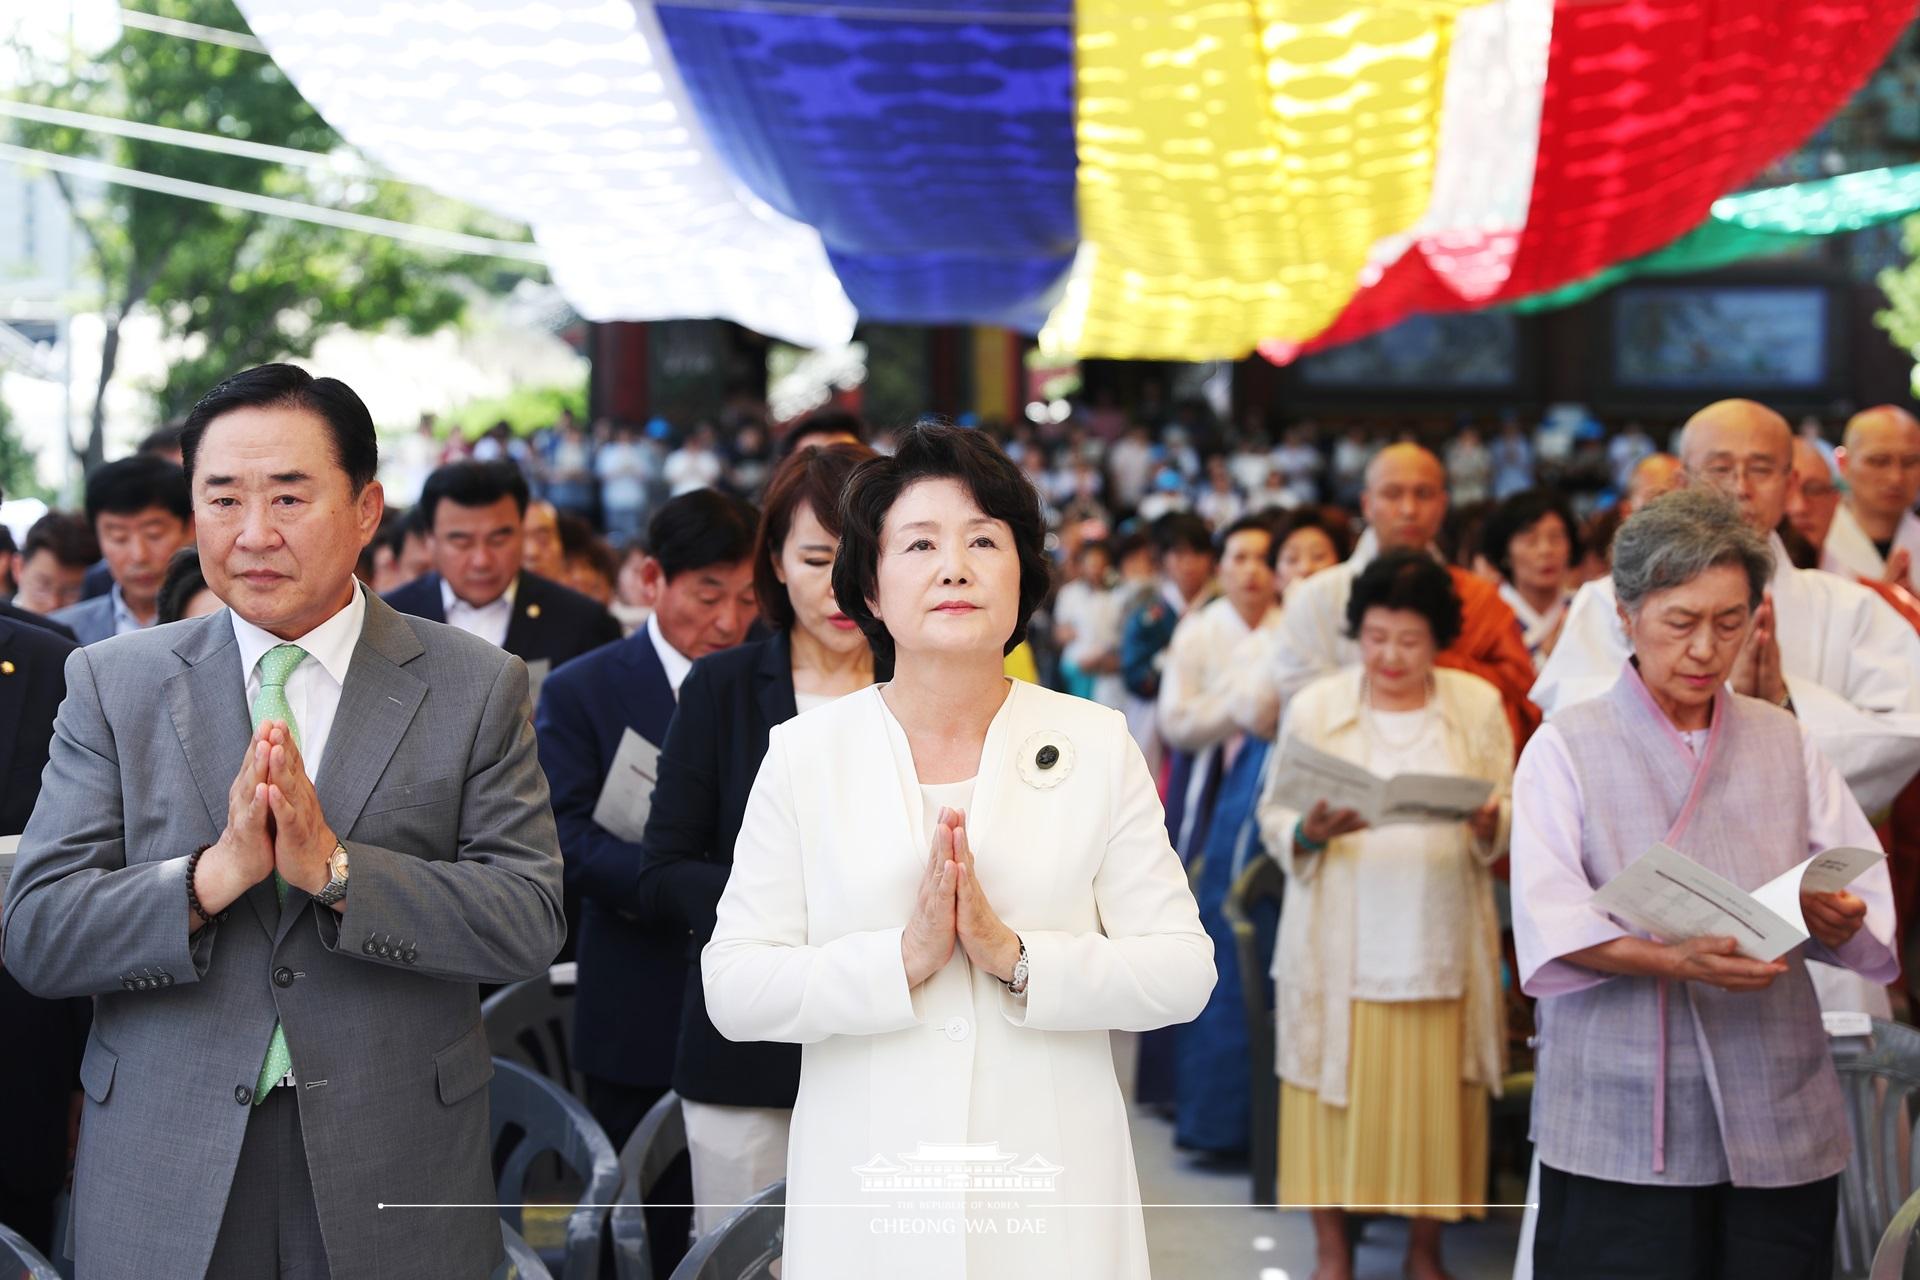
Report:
234,0,1917,359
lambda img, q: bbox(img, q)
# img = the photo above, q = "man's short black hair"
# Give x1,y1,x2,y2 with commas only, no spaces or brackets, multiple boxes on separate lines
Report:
156,548,212,625
832,422,1051,669
1480,488,1584,583
1152,511,1213,559
418,461,531,531
1345,548,1463,649
22,511,100,568
1216,513,1277,558
180,362,379,493
84,455,191,528
646,488,759,582
780,409,868,459
138,422,185,457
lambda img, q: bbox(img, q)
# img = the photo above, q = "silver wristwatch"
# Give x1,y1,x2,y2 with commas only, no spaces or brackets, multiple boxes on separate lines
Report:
1003,937,1029,998
313,842,350,907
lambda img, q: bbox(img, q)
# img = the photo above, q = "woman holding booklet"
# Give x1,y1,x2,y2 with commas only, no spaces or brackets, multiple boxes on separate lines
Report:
1510,489,1896,1280
1254,549,1512,1280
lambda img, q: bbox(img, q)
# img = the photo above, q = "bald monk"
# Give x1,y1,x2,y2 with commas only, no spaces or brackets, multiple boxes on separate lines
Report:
1791,433,1920,967
1233,443,1541,748
1824,405,1920,590
1623,452,1683,515
1536,399,1920,817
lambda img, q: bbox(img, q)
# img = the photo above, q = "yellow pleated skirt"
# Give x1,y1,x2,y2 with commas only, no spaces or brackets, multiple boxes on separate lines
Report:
1278,997,1489,1222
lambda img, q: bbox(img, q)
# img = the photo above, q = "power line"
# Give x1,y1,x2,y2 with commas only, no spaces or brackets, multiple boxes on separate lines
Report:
0,141,545,262
117,8,268,53
0,99,373,175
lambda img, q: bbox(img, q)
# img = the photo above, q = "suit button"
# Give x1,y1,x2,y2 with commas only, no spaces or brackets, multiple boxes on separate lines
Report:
362,940,378,955
944,1017,970,1042
401,948,418,966
234,1085,252,1106
121,978,135,991
273,967,295,988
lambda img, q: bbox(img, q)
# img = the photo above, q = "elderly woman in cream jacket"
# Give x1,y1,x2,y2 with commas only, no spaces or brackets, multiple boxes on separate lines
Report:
704,424,1215,1280
1255,550,1513,1280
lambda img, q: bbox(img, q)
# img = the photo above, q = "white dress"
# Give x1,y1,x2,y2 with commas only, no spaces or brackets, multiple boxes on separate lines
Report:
703,681,1215,1278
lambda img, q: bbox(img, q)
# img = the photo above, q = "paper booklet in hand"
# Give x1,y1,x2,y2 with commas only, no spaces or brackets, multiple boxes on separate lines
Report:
1591,842,1883,963
1269,734,1495,827
591,728,661,844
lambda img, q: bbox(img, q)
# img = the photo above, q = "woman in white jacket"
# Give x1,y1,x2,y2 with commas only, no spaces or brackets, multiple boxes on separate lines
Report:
703,423,1215,1279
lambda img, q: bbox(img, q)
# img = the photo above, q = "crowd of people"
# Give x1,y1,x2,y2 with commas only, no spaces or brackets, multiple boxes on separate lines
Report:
3,366,1920,1280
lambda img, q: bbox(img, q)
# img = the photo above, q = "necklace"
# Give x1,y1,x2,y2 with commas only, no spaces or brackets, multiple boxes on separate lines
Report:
1361,676,1434,751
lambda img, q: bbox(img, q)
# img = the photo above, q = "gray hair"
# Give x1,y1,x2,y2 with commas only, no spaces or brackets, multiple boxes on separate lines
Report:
1612,488,1772,613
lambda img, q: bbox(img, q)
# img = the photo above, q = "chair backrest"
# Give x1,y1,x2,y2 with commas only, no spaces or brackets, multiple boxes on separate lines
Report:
1836,1018,1920,1279
0,1221,62,1280
1221,853,1284,1207
490,1058,622,1280
611,1090,689,1280
484,973,584,1101
667,1180,786,1280
497,1221,556,1280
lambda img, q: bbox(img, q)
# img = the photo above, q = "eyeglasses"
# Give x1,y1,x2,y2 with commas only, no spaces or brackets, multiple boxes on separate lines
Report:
1692,459,1781,486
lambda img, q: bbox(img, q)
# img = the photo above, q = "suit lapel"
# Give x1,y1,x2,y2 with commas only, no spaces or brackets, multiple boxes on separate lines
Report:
754,631,798,730
622,629,678,744
502,573,541,661
278,596,428,945
0,624,23,791
161,613,272,935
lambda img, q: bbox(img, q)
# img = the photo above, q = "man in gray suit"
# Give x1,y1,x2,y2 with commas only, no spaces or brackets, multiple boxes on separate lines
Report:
3,363,566,1280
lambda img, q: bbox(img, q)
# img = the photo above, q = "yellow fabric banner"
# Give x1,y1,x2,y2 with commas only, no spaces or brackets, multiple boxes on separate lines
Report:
1050,0,1472,361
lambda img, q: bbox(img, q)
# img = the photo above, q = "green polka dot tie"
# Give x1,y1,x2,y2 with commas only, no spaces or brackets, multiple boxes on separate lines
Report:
251,643,306,1104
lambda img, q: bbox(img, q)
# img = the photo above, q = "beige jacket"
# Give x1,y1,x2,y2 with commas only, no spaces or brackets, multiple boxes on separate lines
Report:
1254,665,1512,1106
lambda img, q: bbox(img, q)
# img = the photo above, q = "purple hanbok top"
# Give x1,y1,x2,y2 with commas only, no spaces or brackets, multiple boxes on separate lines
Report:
1511,662,1895,1187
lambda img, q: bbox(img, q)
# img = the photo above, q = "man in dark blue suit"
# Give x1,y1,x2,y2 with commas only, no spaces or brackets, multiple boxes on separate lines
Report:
534,489,759,1145
0,615,90,1257
382,460,622,675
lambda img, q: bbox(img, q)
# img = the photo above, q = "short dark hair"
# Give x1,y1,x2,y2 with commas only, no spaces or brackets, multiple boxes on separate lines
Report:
84,455,191,528
833,422,1050,668
1345,549,1463,650
180,363,379,493
1274,506,1356,569
1217,513,1277,559
418,460,530,531
1480,489,1583,582
646,488,759,582
560,519,619,588
780,409,868,459
22,511,100,568
138,422,185,457
156,547,211,624
1151,511,1213,558
754,441,877,630
372,507,412,560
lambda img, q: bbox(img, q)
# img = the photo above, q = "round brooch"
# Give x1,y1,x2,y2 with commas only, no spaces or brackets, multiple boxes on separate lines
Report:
1016,730,1075,790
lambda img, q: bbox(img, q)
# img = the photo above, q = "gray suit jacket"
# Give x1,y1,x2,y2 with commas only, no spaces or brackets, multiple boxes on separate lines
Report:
2,594,566,1280
48,592,117,646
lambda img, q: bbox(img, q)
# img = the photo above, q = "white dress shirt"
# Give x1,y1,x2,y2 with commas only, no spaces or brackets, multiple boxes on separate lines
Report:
645,612,693,694
440,576,516,648
230,582,368,777
109,585,145,636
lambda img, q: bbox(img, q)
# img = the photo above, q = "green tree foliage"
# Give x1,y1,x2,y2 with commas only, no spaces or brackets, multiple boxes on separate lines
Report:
9,0,538,470
0,394,49,501
1875,215,1920,397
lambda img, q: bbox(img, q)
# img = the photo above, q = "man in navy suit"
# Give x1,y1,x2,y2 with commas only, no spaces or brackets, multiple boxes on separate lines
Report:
0,614,90,1256
382,460,622,675
535,488,758,1145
